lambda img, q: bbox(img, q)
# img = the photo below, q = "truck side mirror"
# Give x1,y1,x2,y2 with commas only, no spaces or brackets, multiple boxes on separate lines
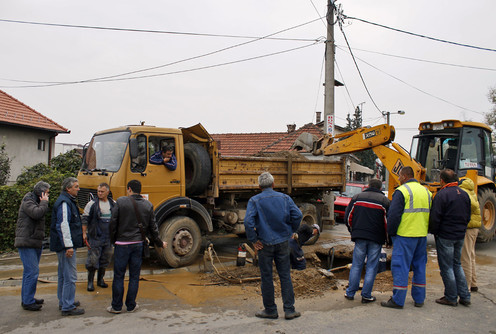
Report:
129,138,139,159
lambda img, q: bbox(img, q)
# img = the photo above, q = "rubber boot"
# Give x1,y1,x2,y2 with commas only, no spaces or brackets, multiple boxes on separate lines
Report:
97,268,108,288
87,270,96,291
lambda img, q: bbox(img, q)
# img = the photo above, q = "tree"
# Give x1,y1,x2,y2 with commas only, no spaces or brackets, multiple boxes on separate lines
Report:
485,87,496,131
0,141,11,186
345,106,378,174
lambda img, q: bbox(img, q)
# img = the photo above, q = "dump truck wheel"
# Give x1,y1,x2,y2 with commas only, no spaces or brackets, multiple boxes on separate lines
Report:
184,143,212,195
156,216,202,268
299,203,320,245
477,188,496,243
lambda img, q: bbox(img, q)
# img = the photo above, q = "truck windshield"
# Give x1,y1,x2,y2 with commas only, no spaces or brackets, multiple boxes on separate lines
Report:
413,130,461,182
82,131,130,172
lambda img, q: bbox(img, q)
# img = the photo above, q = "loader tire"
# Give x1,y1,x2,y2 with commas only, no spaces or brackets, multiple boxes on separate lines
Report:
477,188,496,243
184,143,211,195
156,216,202,268
299,203,320,245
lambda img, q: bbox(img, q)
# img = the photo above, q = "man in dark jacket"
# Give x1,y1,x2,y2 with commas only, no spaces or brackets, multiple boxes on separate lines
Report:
49,177,85,316
289,223,320,270
15,181,50,311
82,183,115,292
107,180,167,314
344,179,390,303
429,169,471,307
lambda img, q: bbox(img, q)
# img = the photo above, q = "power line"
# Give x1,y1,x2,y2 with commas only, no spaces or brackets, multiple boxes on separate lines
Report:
337,45,496,72
336,46,485,115
337,18,383,114
344,15,496,53
0,18,318,42
335,59,355,109
0,18,325,87
312,55,325,123
1,41,322,88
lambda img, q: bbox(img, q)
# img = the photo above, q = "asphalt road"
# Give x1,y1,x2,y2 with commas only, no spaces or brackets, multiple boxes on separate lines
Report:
1,224,495,334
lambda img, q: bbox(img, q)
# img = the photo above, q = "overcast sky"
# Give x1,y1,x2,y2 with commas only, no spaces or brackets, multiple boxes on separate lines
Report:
1,0,495,149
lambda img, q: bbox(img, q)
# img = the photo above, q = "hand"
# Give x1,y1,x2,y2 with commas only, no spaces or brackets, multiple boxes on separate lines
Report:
65,248,74,258
163,157,170,163
253,240,263,251
40,192,49,201
163,241,168,248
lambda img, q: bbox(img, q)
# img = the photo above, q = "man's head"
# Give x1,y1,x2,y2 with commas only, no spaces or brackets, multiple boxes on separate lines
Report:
368,179,382,190
258,172,274,189
440,169,458,186
97,183,110,201
161,145,173,159
127,180,142,195
33,181,50,197
62,177,79,197
398,166,414,185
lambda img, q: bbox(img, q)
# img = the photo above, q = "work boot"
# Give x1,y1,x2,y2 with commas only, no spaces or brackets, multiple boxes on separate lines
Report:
97,268,108,288
87,270,96,291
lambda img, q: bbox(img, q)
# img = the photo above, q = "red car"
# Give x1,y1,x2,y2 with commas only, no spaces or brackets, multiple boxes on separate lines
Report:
334,183,368,222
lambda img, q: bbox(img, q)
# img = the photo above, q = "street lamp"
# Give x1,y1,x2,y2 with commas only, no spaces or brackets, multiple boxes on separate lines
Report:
382,110,405,125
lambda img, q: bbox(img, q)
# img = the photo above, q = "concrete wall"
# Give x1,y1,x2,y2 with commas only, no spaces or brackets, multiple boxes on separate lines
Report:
54,143,84,156
0,125,55,185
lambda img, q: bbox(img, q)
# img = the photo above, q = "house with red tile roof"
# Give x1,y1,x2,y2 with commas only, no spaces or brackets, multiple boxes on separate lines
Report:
0,89,69,184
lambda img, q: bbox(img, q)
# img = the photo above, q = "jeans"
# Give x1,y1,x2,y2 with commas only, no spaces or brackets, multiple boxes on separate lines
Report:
111,243,143,311
258,240,295,314
57,250,78,311
346,239,381,299
18,247,42,305
435,236,470,302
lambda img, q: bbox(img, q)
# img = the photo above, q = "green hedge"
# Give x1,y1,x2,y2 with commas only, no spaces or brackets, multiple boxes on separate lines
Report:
0,150,81,252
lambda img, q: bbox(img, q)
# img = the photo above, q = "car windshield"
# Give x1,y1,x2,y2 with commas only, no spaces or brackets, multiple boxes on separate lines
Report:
343,185,365,197
81,131,130,172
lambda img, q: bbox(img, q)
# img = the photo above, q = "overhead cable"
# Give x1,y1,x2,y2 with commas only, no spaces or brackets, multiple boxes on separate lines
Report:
0,18,318,42
344,15,496,53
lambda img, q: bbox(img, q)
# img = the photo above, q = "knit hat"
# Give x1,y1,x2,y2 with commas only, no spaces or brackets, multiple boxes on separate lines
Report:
312,224,321,234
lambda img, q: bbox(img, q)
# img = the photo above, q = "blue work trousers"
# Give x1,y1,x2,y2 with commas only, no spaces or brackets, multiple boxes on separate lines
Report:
391,236,427,306
111,243,143,312
346,239,382,299
258,240,295,314
435,236,470,303
56,250,78,311
18,247,42,305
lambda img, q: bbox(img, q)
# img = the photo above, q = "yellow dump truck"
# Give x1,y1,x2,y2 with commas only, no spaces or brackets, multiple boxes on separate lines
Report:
77,123,345,267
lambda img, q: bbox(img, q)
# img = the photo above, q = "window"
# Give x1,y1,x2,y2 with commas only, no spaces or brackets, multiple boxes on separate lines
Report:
38,139,45,151
130,134,147,173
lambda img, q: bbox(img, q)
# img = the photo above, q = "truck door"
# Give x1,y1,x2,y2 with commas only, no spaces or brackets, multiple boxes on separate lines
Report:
129,134,182,206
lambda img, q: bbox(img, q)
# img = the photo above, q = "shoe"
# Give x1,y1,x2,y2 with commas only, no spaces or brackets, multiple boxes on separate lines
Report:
34,298,44,305
127,304,139,313
255,310,278,319
361,296,376,304
344,294,354,301
414,302,424,307
435,297,457,307
284,311,301,320
459,299,471,307
107,306,122,314
61,308,85,316
87,270,95,291
21,303,42,311
381,298,403,309
59,301,80,310
97,268,108,288
470,286,478,292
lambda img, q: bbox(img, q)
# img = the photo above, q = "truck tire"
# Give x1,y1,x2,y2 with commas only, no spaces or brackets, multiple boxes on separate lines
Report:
156,216,202,268
477,188,496,243
184,143,212,195
299,203,320,245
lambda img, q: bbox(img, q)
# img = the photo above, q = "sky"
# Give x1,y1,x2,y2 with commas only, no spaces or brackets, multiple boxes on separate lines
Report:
1,0,495,150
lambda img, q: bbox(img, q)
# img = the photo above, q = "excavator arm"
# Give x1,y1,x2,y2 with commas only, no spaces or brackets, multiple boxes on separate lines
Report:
312,124,424,196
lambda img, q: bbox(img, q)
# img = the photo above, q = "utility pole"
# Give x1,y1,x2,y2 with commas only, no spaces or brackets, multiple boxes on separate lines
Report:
324,0,335,136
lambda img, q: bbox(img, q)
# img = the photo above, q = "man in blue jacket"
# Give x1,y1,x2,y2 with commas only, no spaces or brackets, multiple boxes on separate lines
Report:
244,172,303,320
344,179,389,304
50,177,84,316
429,169,471,307
149,145,177,171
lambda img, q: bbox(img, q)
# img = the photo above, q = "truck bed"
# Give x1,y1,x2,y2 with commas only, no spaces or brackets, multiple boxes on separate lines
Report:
217,156,345,193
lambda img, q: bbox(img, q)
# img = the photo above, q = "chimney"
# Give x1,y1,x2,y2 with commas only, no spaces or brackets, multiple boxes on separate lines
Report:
287,124,296,133
316,112,322,123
